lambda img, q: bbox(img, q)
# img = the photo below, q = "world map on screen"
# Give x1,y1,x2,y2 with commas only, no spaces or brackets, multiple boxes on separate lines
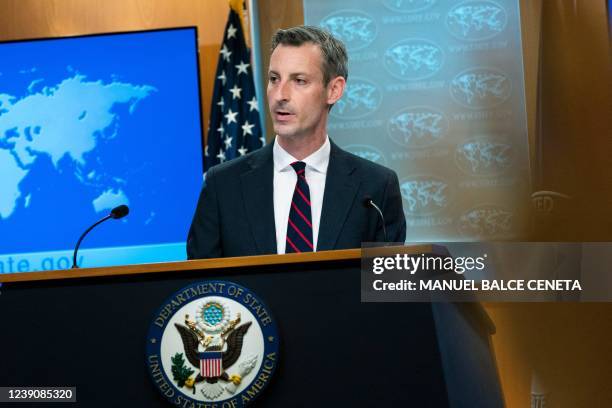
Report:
0,28,203,270
0,73,156,220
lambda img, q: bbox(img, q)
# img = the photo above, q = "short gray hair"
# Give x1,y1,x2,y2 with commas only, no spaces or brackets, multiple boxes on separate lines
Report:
271,25,348,85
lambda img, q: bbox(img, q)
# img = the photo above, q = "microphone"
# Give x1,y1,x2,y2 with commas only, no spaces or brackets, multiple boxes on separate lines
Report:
72,204,129,268
362,195,387,242
110,204,129,219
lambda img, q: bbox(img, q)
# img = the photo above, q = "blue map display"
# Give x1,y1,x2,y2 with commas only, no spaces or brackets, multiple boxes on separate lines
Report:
0,28,203,271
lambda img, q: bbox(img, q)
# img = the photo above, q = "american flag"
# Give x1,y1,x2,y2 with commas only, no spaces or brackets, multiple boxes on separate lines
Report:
204,2,264,172
199,351,223,377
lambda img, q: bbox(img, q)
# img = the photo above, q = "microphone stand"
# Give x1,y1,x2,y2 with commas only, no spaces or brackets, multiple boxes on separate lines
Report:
363,197,388,243
71,215,112,269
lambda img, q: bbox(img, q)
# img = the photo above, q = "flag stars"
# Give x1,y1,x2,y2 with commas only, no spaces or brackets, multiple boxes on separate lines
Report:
241,120,255,136
235,61,250,75
229,84,242,100
206,17,263,172
217,70,227,85
224,108,238,124
247,96,259,112
224,135,233,149
220,44,232,62
227,24,237,39
216,149,226,163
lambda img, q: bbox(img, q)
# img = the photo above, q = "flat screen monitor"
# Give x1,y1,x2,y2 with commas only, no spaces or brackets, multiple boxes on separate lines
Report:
0,27,204,273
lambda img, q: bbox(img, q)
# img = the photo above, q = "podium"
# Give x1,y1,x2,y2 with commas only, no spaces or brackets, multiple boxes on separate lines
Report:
0,247,503,407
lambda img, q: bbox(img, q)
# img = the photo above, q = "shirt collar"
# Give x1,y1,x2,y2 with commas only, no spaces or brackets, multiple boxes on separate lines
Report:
273,135,330,174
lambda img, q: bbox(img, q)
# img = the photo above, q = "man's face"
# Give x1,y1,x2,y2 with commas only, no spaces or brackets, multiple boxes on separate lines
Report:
267,43,339,140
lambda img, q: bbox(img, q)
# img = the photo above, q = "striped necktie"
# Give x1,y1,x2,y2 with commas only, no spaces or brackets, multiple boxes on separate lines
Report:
286,161,314,253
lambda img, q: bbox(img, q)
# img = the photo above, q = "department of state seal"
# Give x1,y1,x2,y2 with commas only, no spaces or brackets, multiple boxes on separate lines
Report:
146,281,279,407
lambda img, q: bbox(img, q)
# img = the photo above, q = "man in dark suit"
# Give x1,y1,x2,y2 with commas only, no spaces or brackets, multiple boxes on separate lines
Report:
187,26,405,259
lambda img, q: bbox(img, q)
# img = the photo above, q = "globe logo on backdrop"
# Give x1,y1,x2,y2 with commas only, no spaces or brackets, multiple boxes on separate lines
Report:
446,1,508,41
382,0,437,14
400,176,450,216
344,144,388,166
458,205,513,238
384,39,444,81
455,137,514,176
387,106,448,148
320,10,377,51
332,78,382,119
450,67,511,109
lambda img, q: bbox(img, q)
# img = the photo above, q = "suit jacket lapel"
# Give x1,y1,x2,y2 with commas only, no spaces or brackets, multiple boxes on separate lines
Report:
240,144,277,254
317,141,360,251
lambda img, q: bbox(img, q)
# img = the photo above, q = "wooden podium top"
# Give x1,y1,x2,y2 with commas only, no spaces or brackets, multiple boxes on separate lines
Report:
0,244,439,283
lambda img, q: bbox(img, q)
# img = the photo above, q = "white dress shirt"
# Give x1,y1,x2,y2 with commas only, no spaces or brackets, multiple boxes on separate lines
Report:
273,136,330,254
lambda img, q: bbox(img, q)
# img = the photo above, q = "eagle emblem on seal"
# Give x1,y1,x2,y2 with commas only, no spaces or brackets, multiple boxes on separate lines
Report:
172,301,258,399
